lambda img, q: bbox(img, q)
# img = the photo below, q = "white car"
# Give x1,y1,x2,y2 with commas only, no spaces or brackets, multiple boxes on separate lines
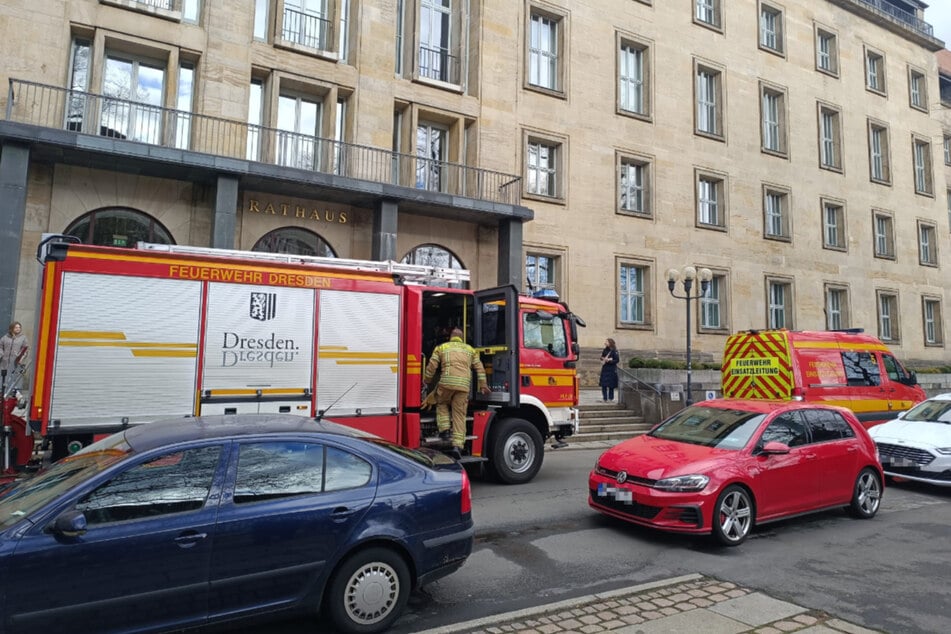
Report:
868,393,951,487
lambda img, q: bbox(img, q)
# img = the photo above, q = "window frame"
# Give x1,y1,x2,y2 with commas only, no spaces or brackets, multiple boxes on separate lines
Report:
525,247,565,299
698,268,730,333
814,24,838,76
824,283,850,331
876,289,900,343
762,185,791,241
695,168,728,231
918,220,938,267
694,59,725,141
922,296,944,347
617,257,654,330
872,210,896,260
765,276,794,330
944,134,951,166
758,1,785,57
617,33,652,120
908,66,928,112
525,3,567,97
759,81,788,157
617,151,653,218
694,0,723,32
817,102,843,172
820,197,847,252
523,130,566,201
864,47,887,96
912,135,934,196
867,119,891,185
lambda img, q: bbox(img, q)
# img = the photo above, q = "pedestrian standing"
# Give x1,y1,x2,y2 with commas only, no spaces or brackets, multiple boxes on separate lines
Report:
424,327,491,459
1,321,29,390
599,338,619,402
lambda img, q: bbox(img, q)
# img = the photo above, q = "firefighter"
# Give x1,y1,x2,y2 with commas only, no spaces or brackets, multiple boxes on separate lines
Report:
424,327,490,459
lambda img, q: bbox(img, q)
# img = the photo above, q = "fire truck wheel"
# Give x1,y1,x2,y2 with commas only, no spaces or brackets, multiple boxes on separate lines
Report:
487,418,544,484
324,546,411,634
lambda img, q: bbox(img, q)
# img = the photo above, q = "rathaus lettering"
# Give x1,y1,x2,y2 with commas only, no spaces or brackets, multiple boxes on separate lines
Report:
247,198,348,223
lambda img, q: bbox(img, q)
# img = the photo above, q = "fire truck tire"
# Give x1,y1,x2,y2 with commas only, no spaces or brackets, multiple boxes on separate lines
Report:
487,418,544,484
324,546,411,634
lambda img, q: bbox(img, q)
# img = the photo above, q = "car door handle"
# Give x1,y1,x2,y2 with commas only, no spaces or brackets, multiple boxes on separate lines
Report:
174,532,208,548
805,453,817,460
847,447,857,453
331,506,357,521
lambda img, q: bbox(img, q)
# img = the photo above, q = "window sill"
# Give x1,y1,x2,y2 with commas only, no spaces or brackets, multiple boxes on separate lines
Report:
274,38,339,63
617,209,653,220
919,261,939,268
764,234,791,243
698,327,730,336
617,322,654,331
924,341,945,348
761,147,788,160
523,192,566,206
910,104,929,114
694,130,725,143
870,177,892,187
865,87,887,98
696,222,728,233
914,189,935,198
413,74,465,94
874,253,896,261
816,67,839,78
617,108,652,124
822,243,847,253
100,0,182,22
524,83,567,100
819,164,843,174
693,19,723,34
758,44,786,59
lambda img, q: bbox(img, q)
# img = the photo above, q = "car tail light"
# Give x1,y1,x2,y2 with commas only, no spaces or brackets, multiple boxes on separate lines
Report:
460,469,472,515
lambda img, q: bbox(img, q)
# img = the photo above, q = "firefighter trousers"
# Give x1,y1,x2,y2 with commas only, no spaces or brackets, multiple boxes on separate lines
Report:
435,385,469,449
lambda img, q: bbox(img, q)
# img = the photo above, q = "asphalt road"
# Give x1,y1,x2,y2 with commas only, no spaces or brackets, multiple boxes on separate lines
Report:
237,447,951,634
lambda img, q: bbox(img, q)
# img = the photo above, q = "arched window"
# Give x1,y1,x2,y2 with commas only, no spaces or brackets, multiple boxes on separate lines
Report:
252,227,337,258
401,244,467,289
64,207,174,247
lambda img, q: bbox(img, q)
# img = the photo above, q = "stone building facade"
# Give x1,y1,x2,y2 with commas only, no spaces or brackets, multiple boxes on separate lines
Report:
0,0,948,366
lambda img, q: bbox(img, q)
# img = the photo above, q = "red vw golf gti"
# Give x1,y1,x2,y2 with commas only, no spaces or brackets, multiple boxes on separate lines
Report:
589,400,883,545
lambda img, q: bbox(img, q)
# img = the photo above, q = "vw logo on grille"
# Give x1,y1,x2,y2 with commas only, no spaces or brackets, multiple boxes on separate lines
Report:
616,471,628,484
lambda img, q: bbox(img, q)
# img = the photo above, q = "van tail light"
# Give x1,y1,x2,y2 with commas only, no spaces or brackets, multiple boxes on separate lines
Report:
790,387,804,401
460,469,472,515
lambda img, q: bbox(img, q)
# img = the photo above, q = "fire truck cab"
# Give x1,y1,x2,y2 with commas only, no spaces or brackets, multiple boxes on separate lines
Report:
21,237,585,484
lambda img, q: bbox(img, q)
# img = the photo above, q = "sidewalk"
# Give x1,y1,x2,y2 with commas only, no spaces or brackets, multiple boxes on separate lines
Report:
415,574,882,634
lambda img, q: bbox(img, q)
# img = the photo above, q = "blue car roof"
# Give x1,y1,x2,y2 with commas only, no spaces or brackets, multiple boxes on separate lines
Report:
122,414,374,453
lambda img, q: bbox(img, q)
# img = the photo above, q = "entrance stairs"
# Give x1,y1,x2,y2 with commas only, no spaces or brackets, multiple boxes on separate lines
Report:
574,389,652,444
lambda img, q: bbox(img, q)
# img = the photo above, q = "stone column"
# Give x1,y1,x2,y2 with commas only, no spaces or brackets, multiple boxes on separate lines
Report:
372,199,398,261
212,174,239,249
497,219,523,290
0,142,30,327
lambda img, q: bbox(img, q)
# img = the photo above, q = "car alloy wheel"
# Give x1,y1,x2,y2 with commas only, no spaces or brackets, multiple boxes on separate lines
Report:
713,485,753,546
849,468,882,519
327,547,410,633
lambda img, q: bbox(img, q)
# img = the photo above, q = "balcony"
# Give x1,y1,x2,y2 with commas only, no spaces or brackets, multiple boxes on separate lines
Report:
830,0,943,49
418,45,462,86
4,79,522,206
281,6,332,52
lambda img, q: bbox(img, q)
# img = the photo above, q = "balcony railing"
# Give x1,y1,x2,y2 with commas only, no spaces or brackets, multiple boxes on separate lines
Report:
282,6,332,51
5,79,522,205
853,0,934,38
418,45,461,85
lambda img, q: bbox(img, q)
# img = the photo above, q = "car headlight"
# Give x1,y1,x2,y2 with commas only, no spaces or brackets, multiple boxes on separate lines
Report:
653,474,710,492
935,448,951,455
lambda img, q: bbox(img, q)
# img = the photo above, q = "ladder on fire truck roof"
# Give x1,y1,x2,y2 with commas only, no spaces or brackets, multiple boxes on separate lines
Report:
135,242,471,286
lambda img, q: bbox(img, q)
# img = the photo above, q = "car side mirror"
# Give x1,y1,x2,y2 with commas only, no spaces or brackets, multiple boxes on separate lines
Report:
49,509,88,538
760,441,790,455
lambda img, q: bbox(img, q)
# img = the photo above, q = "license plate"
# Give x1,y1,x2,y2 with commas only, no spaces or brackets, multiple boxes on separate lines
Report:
597,483,633,503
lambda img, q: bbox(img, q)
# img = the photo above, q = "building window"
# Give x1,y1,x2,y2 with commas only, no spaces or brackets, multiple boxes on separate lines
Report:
909,68,928,111
619,40,649,117
618,261,650,327
695,0,721,29
947,189,951,231
416,121,448,192
65,207,174,247
815,27,838,75
873,211,895,259
943,134,951,166
526,252,559,295
865,49,886,94
922,297,944,346
416,0,465,85
402,244,467,288
877,291,899,342
696,171,726,229
759,3,784,55
825,285,849,330
867,121,890,183
763,187,790,240
695,63,723,138
767,278,793,329
913,137,933,195
760,84,786,155
618,155,650,216
818,104,841,171
281,0,333,52
700,272,728,331
919,221,938,266
821,199,846,251
254,0,269,40
253,227,336,257
528,9,562,93
277,92,322,171
525,136,562,199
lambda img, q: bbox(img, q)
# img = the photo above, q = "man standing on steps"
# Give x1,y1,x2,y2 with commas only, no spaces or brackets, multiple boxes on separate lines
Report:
424,327,491,460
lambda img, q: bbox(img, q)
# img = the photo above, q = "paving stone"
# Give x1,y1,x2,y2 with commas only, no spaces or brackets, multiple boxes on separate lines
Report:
596,610,618,621
559,619,583,630
653,597,674,607
579,625,603,634
616,609,748,634
823,619,882,634
774,620,802,631
710,593,806,628
601,620,626,629
753,627,783,634
640,610,664,620
690,598,715,608
793,614,819,626
620,614,644,626
708,594,730,602
636,601,657,610
613,605,639,616
537,625,562,634
668,592,692,602
659,606,680,616
726,589,748,598
578,615,600,625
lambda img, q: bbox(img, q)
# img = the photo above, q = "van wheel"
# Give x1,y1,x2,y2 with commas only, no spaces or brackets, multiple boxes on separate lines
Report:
486,418,544,485
849,468,882,519
711,485,753,546
325,547,410,634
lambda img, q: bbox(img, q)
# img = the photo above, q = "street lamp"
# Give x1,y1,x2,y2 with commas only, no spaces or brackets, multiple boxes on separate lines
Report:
666,266,713,405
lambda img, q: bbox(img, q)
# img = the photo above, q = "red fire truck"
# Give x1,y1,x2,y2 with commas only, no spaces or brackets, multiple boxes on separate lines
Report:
11,236,585,484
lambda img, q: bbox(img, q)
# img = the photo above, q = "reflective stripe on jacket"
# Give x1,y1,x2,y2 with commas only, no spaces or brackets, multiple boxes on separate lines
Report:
424,336,488,392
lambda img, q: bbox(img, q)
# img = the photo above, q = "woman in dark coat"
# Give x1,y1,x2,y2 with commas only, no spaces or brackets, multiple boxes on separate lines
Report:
599,338,619,402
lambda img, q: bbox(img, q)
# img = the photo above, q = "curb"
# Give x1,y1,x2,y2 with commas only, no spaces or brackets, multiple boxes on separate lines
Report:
412,574,704,634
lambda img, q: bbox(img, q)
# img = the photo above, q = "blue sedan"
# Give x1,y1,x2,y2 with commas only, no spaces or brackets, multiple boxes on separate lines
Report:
0,415,473,633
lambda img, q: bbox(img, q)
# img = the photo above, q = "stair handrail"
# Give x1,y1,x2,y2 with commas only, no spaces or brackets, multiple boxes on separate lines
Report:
617,366,662,421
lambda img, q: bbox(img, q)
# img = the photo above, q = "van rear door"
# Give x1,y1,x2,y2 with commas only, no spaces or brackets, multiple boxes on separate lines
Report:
722,331,794,399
